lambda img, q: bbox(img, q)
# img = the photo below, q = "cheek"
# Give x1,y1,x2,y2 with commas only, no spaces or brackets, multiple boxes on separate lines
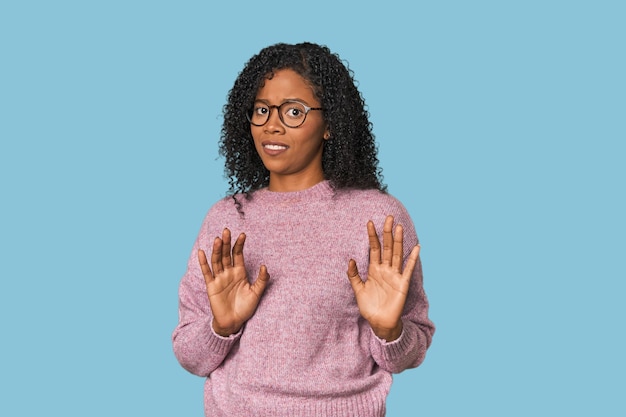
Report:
250,128,263,145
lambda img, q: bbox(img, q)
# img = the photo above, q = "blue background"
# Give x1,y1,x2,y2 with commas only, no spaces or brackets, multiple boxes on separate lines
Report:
1,1,624,416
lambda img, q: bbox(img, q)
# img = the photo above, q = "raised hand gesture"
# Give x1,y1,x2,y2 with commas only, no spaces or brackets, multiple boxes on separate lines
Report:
347,215,420,342
198,228,269,337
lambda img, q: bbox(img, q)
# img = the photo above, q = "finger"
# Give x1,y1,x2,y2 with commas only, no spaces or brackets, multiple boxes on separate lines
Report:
232,233,246,267
391,223,404,272
367,220,381,264
381,215,394,265
250,264,270,298
401,245,421,280
221,228,232,268
346,259,364,293
211,236,224,275
198,249,214,284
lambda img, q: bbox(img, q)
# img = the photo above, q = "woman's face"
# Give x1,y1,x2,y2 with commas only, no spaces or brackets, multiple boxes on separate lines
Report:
250,68,329,192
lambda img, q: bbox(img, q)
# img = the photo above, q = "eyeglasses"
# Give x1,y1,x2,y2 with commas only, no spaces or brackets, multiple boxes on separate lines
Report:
247,100,324,128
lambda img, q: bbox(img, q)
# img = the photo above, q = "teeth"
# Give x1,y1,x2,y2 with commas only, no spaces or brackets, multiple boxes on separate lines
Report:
265,144,287,150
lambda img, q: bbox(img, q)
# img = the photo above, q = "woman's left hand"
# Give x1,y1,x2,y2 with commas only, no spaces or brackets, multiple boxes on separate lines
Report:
347,215,420,342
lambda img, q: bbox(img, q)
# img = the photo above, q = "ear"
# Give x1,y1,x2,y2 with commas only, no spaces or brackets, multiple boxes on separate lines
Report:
323,127,331,140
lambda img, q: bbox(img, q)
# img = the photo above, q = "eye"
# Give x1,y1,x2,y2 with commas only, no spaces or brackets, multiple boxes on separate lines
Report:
282,102,306,119
254,105,269,115
286,108,301,117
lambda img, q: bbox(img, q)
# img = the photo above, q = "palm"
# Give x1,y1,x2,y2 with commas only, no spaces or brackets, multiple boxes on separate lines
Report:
198,229,269,337
356,260,410,329
347,216,420,341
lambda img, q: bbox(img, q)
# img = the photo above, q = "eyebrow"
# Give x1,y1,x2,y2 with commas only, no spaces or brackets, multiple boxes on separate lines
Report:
254,98,315,106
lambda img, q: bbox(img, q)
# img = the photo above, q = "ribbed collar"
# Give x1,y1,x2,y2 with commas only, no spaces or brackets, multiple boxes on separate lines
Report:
254,180,334,204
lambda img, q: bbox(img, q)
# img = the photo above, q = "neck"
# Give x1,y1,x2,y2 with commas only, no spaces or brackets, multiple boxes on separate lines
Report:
268,172,326,192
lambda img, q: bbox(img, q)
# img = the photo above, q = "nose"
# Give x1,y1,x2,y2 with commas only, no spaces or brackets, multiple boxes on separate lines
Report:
264,106,285,133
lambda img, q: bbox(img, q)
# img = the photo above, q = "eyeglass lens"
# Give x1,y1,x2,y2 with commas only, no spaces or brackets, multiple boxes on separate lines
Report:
249,101,309,128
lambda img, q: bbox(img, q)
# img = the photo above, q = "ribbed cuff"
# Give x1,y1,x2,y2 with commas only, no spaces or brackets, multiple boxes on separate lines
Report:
372,321,415,363
205,319,243,355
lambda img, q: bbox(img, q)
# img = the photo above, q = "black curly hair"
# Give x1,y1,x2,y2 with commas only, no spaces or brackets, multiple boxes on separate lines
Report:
219,42,386,201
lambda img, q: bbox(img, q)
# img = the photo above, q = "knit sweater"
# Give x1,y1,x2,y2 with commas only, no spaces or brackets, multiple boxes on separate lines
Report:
172,181,434,417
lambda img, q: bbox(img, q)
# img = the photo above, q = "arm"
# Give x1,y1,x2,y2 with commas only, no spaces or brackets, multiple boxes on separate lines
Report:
369,253,434,373
348,213,435,374
172,225,269,376
171,237,240,377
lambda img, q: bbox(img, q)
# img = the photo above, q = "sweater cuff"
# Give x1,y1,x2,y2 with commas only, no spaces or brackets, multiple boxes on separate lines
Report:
206,320,243,355
372,320,415,362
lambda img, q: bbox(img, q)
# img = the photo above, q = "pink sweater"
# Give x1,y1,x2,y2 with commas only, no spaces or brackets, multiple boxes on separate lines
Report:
173,181,434,417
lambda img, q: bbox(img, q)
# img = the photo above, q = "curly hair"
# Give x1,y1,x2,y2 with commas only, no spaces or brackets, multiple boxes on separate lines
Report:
219,42,386,202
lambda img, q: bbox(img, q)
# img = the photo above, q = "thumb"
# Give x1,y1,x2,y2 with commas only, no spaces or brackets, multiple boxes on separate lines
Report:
346,259,364,292
251,264,270,297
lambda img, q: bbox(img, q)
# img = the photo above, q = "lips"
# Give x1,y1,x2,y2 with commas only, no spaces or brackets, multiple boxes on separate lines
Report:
264,144,288,150
262,141,289,156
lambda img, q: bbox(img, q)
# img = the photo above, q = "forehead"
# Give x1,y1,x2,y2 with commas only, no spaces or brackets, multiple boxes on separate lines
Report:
255,69,318,103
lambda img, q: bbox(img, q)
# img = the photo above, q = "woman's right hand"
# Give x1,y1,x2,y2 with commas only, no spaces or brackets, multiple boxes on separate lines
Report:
198,228,269,337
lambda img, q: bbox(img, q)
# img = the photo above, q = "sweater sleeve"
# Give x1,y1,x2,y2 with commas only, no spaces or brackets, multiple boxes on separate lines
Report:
368,203,435,374
171,211,242,377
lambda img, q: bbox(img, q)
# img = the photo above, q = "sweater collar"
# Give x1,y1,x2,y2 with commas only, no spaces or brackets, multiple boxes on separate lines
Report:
255,180,334,203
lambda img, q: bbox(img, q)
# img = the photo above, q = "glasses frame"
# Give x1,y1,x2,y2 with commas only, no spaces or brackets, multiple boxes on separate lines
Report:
247,100,324,128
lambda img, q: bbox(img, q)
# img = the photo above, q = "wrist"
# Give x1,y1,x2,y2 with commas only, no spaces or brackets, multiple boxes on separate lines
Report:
372,321,403,342
211,319,241,338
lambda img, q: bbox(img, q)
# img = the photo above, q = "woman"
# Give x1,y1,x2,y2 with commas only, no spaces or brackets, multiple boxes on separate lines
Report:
172,42,434,417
